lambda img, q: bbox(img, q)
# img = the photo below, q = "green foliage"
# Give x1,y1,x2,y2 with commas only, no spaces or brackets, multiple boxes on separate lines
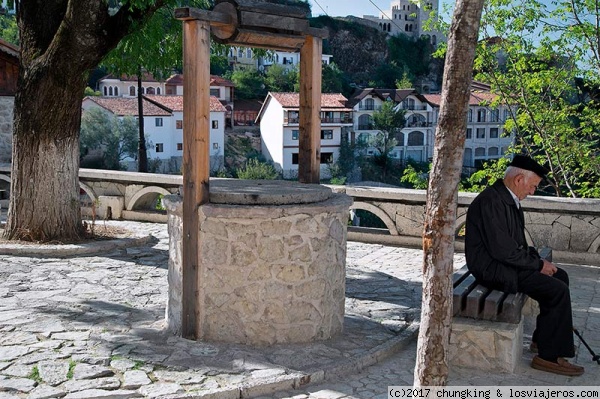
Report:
227,68,267,100
80,108,140,170
0,13,18,45
460,158,510,193
101,0,211,79
264,64,296,93
321,63,347,94
400,162,430,189
84,87,101,97
210,54,230,76
396,71,414,89
236,158,280,180
476,0,600,198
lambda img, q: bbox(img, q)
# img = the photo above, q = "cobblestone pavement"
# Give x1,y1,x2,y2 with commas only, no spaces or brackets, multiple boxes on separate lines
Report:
0,221,598,399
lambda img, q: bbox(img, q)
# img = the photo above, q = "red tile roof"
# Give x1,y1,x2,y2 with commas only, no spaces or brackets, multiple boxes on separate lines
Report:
144,95,226,112
83,97,171,116
165,73,235,87
269,92,351,110
423,91,498,106
0,38,19,59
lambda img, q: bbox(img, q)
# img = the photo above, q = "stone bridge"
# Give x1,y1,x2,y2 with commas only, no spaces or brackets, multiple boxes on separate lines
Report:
1,166,599,265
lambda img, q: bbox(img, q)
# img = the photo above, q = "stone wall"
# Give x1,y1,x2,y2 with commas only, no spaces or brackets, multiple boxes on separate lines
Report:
163,192,352,346
339,186,600,266
0,97,14,163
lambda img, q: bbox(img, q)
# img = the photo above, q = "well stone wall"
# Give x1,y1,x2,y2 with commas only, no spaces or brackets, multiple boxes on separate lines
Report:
163,183,352,346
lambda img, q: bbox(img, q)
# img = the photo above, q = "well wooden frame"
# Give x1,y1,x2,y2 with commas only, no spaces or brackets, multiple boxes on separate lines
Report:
175,1,328,339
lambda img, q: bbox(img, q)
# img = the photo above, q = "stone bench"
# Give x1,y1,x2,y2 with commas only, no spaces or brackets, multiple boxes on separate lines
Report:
449,248,552,372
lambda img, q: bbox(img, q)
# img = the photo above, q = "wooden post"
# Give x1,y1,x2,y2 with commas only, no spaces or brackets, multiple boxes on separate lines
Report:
181,19,211,340
298,35,322,184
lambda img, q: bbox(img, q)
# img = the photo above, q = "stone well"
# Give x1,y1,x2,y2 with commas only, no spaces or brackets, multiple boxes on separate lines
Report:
163,179,353,346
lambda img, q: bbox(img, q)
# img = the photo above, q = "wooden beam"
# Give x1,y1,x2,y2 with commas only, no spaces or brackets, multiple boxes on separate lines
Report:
175,7,232,26
298,35,322,184
181,19,211,340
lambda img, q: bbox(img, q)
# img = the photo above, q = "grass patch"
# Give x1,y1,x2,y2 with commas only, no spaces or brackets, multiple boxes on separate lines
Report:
28,365,42,383
67,360,76,379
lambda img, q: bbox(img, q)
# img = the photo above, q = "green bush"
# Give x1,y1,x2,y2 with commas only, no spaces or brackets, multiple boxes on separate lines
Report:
236,159,280,180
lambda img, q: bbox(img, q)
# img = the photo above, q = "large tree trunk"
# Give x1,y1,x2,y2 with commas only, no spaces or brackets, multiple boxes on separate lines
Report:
3,0,164,242
414,0,485,386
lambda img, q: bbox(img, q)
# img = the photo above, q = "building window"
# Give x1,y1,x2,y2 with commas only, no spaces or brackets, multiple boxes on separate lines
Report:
139,87,145,95
490,109,499,122
238,48,243,58
488,147,499,156
176,120,183,129
109,87,113,96
475,147,486,157
476,128,486,139
321,130,333,140
292,130,299,140
156,87,161,95
155,143,164,153
504,109,510,121
320,152,333,164
210,88,220,97
212,120,218,129
407,131,424,146
147,87,155,95
292,153,299,165
466,128,472,139
247,48,252,58
155,118,163,127
490,128,499,138
477,108,486,122
129,86,135,96
468,109,473,122
177,143,183,151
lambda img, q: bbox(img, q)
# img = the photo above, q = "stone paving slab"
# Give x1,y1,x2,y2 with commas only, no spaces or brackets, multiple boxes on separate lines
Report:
0,221,446,399
0,220,597,399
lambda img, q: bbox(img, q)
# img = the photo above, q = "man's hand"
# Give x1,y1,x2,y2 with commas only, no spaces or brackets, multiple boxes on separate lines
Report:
540,259,557,276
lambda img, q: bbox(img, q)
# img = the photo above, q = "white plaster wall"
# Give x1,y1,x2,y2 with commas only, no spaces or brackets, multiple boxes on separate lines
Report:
0,97,14,163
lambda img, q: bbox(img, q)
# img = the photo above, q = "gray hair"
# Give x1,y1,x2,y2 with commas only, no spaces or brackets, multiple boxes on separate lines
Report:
504,166,537,180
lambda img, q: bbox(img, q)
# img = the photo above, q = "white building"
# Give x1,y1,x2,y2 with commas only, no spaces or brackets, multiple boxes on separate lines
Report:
256,92,353,178
82,95,226,173
347,88,435,163
345,86,515,168
423,91,514,168
259,51,333,70
362,0,443,45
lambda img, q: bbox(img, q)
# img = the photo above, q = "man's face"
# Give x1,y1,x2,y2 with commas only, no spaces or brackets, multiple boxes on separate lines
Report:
515,173,542,200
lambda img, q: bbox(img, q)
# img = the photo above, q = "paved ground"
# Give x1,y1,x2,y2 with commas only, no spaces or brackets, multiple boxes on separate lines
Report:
0,221,598,399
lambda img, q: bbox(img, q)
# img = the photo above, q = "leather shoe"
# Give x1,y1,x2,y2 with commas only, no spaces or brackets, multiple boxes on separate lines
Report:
531,356,584,376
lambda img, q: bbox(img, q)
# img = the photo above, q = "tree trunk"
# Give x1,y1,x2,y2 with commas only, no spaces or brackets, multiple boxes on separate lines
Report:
5,66,85,241
414,0,485,386
3,0,165,242
137,71,148,172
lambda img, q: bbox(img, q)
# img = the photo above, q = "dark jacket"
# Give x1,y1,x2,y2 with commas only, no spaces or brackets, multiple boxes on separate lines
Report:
465,179,542,293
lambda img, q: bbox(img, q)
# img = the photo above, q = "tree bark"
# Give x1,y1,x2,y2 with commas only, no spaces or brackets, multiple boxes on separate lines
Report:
4,0,164,241
414,0,485,386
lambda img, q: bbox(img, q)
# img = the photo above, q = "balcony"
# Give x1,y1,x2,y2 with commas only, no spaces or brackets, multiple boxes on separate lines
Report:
357,124,375,130
358,105,382,111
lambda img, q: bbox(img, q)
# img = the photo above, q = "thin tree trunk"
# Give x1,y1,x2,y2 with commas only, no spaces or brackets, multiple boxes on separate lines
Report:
414,0,485,386
137,70,148,172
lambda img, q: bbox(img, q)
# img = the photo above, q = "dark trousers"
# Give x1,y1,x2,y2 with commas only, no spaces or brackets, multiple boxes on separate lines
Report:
517,267,575,360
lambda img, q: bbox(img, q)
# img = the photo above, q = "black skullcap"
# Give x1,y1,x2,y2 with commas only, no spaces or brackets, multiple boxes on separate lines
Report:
509,155,549,179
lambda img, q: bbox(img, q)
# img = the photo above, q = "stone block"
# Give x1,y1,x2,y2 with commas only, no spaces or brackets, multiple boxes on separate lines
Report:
97,196,124,220
449,317,523,373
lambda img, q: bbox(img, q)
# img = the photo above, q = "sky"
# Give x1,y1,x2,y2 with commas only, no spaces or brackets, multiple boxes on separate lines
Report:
307,0,394,18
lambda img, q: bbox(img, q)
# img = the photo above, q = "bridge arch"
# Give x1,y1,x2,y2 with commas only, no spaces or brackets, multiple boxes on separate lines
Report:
351,201,398,235
79,182,97,206
127,186,171,211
